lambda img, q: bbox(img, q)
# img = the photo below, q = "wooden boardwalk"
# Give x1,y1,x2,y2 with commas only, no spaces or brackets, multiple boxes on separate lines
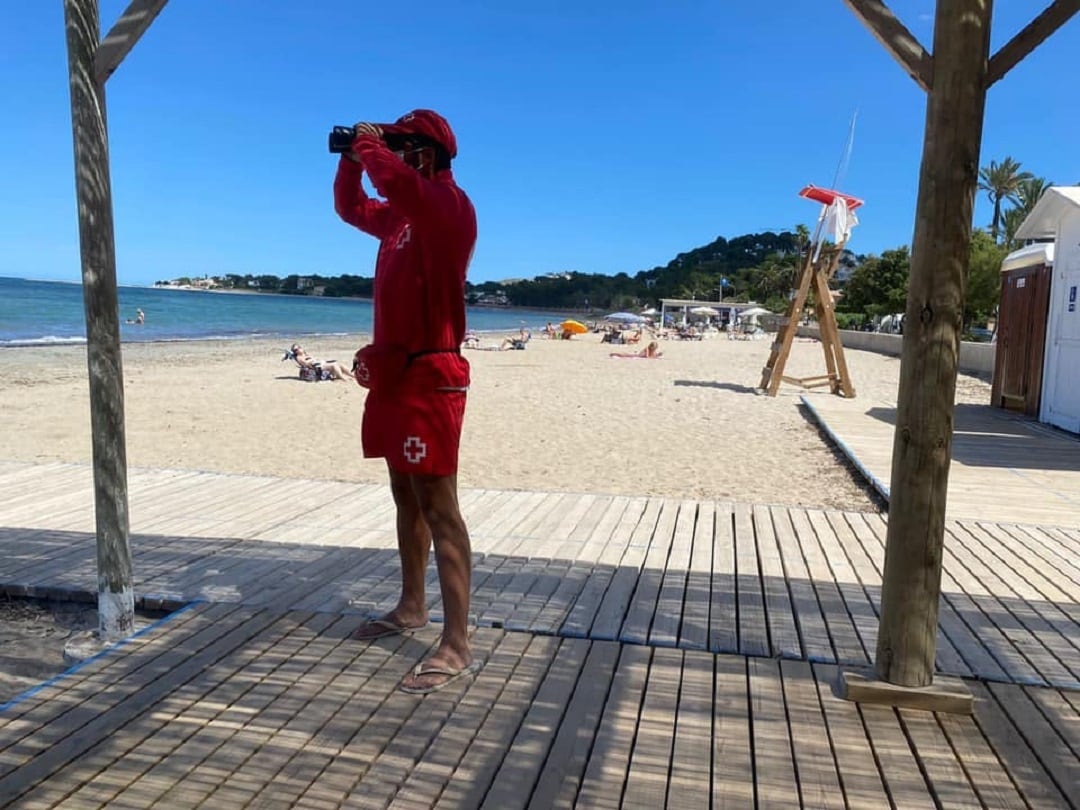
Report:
0,461,1077,808
802,396,1080,527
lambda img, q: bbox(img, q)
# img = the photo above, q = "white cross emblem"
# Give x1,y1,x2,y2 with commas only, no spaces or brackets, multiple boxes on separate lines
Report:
395,224,412,250
403,436,427,464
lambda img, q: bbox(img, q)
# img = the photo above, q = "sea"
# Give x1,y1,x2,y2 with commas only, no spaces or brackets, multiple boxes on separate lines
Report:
0,277,579,348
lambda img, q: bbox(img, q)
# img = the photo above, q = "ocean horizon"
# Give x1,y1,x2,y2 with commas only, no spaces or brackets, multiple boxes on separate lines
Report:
0,276,587,348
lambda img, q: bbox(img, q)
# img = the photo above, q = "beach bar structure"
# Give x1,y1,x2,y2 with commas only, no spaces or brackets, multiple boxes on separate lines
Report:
658,298,762,328
995,186,1080,433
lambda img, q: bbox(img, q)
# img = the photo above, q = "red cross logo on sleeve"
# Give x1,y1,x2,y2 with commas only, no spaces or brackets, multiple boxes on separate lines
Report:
403,436,428,464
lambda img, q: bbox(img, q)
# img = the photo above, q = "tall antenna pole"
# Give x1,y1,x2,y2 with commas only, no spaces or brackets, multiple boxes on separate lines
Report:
831,109,858,190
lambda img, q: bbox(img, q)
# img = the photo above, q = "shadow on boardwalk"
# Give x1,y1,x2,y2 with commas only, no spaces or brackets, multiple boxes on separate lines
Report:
0,470,1077,807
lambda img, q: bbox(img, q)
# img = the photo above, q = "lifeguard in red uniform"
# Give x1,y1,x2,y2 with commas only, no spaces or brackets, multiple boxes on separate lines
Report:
334,109,478,694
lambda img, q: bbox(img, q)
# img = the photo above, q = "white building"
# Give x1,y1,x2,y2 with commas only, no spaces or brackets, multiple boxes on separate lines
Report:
1014,187,1080,434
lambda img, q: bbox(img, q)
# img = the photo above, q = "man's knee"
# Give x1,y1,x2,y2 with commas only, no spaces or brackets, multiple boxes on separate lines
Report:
412,476,465,537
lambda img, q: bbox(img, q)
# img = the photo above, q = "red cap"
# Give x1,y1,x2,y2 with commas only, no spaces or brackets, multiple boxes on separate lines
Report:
379,109,457,159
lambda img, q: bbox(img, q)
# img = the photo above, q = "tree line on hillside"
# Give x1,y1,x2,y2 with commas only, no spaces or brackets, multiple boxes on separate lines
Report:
162,156,1069,332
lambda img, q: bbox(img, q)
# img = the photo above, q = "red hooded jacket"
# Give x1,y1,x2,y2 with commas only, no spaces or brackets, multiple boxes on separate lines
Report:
334,135,476,355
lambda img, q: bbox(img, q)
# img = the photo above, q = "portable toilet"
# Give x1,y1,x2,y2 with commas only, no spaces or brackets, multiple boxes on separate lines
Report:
1013,187,1080,434
991,242,1053,416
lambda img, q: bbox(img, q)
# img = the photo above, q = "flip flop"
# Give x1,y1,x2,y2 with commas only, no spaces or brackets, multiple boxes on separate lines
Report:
348,616,425,641
399,660,482,695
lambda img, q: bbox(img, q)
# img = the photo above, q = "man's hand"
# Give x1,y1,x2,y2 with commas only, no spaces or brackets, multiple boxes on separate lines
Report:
353,122,383,139
345,122,383,162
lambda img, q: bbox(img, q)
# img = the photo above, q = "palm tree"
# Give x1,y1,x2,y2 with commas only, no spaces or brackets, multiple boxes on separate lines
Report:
978,157,1033,242
1015,176,1052,216
1001,207,1027,250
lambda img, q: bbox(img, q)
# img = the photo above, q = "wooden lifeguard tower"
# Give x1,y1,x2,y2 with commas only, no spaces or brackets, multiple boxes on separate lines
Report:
759,185,863,398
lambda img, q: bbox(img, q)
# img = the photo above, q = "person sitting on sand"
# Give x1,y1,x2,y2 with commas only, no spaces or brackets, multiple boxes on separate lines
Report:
462,330,481,349
286,343,354,381
610,341,663,359
499,327,531,351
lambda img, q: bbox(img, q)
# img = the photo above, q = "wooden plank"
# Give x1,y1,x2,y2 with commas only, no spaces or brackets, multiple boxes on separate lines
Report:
747,657,798,808
986,0,1080,86
286,633,436,808
973,522,1078,604
574,644,651,809
943,526,1074,688
679,500,713,651
771,506,832,662
108,612,344,808
859,704,936,809
525,641,621,810
498,493,597,631
470,493,567,624
934,548,1047,687
1023,686,1080,762
649,500,695,647
935,710,1029,810
753,504,801,659
432,636,559,809
811,664,890,808
712,654,754,808
479,638,592,809
802,510,871,666
0,604,277,799
533,495,630,635
555,496,641,638
1006,523,1080,591
666,650,713,809
387,631,532,810
819,511,882,659
986,681,1080,801
708,502,738,654
734,503,769,657
779,660,844,809
95,0,170,83
842,0,933,91
896,708,982,808
619,499,678,645
341,631,506,809
968,681,1075,809
0,599,209,729
590,498,661,641
621,647,681,810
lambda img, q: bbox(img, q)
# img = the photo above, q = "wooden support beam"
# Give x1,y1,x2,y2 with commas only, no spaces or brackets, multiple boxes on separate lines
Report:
64,0,135,642
985,0,1080,87
875,0,993,689
842,0,933,92
95,0,169,83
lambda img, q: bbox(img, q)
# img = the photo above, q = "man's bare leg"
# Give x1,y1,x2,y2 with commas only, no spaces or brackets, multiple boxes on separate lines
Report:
399,473,473,691
349,465,430,638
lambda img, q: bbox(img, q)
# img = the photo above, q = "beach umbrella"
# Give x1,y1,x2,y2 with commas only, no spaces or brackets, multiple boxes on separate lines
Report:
604,311,645,324
688,306,719,317
561,319,588,335
740,306,771,318
640,307,658,316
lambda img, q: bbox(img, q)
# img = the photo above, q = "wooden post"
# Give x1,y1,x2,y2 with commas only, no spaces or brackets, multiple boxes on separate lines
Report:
63,0,135,642
874,0,992,687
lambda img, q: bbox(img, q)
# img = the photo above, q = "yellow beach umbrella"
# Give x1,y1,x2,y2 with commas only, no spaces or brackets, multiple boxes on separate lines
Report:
561,319,588,335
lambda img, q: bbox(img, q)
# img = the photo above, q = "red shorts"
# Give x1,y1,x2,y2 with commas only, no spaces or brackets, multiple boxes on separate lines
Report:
361,352,470,476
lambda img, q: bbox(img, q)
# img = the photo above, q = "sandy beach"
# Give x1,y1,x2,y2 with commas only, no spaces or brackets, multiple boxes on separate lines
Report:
0,332,992,511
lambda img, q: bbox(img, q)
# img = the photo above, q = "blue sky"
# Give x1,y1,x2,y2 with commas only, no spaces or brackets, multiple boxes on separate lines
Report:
3,2,1078,287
